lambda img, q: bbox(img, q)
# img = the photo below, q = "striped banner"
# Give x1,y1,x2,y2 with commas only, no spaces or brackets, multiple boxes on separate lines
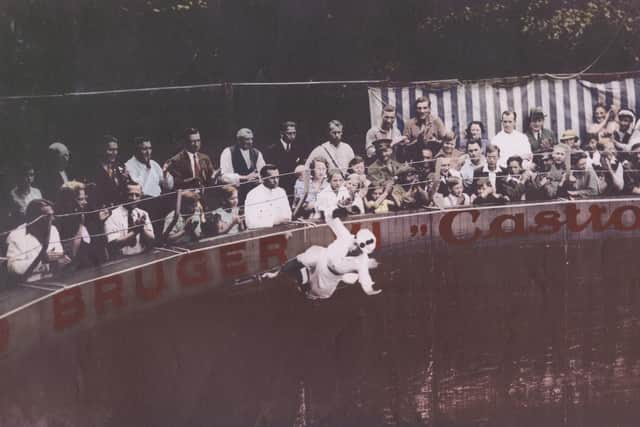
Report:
368,76,640,141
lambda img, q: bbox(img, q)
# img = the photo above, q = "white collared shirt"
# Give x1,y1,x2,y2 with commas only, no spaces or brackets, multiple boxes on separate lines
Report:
104,206,155,256
220,146,267,185
491,130,532,168
244,184,292,229
125,156,174,197
6,225,63,282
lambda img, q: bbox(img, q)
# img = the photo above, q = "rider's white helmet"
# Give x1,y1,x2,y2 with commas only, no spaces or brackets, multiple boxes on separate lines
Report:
355,228,376,255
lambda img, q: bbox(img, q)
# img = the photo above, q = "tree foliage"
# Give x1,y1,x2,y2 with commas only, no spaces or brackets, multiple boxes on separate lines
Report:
0,0,638,95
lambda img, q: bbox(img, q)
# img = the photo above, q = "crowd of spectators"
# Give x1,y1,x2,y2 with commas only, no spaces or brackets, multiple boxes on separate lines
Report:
2,96,640,284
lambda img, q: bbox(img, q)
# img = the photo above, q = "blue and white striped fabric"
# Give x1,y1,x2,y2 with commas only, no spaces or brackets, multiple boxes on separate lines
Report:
368,76,640,140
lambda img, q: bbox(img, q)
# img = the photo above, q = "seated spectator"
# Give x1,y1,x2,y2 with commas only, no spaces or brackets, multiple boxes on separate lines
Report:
459,141,486,190
168,128,222,191
538,144,572,199
471,178,506,206
125,136,174,197
55,181,92,266
91,135,130,208
525,107,556,153
434,131,464,168
595,138,624,195
491,111,532,168
365,183,396,214
499,156,528,202
469,145,506,196
567,152,599,200
416,145,436,183
305,120,355,176
365,105,406,159
402,96,448,163
6,199,70,282
316,170,351,219
624,143,640,194
263,121,304,193
460,121,489,154
435,157,462,198
525,151,554,201
368,139,403,190
8,162,42,225
104,182,155,257
210,186,244,236
613,109,636,152
559,129,582,153
348,156,371,195
220,128,266,203
38,142,72,201
293,158,328,219
391,166,430,210
244,165,292,229
345,173,366,214
582,133,601,168
442,177,471,208
163,190,204,244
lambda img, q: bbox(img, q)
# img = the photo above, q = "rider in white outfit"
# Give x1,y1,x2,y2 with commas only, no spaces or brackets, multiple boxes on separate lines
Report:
262,209,381,299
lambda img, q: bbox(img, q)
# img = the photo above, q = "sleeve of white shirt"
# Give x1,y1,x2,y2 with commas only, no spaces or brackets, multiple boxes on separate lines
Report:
125,160,143,187
158,162,174,191
220,147,234,175
244,189,261,229
104,212,122,243
49,226,63,253
365,128,377,158
141,210,155,239
274,188,292,224
6,230,38,275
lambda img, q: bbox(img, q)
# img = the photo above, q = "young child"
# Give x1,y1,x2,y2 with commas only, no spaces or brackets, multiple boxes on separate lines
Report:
346,173,367,214
211,185,244,235
163,190,204,243
442,177,471,208
365,183,396,213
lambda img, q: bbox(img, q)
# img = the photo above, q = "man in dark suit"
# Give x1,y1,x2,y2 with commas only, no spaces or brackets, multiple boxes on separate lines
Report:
525,107,557,153
167,128,219,190
263,121,305,194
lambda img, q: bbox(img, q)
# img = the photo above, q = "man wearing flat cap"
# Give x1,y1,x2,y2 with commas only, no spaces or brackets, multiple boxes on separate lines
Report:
367,139,404,190
526,107,556,153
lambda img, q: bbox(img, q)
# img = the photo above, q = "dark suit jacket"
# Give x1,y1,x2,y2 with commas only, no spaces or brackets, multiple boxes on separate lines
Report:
38,168,71,202
526,128,556,153
167,150,217,189
469,166,508,195
263,141,305,193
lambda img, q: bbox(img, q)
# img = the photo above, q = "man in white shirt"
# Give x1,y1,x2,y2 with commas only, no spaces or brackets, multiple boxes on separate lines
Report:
459,140,486,190
244,165,292,229
220,128,266,202
104,182,155,256
491,111,532,168
125,137,174,197
305,120,355,176
365,105,406,159
6,199,70,282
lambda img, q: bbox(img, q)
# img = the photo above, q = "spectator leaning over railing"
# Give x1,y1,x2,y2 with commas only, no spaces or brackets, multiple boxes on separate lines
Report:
55,181,93,267
391,165,430,210
567,151,600,200
163,190,204,244
500,156,529,202
104,182,155,257
442,177,471,208
595,138,625,196
6,199,70,283
244,164,292,229
210,185,244,236
293,158,329,219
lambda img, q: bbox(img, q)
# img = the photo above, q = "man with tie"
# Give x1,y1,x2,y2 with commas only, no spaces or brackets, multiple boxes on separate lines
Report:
167,128,220,191
525,107,557,153
263,121,304,194
220,128,266,203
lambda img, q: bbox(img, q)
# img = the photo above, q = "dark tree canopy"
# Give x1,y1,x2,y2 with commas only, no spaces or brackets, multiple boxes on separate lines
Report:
0,0,638,95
